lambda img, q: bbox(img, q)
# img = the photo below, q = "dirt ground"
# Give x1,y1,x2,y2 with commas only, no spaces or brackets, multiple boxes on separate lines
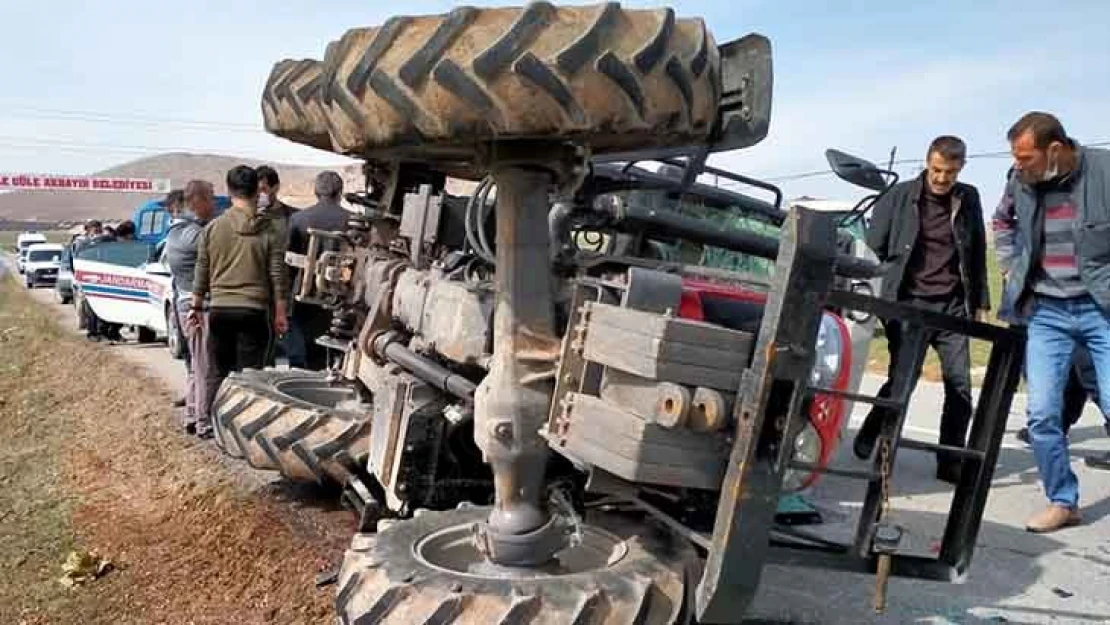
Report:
0,279,356,624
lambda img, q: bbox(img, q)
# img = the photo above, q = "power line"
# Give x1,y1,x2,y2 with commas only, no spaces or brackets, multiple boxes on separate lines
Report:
763,141,1110,184
3,110,265,134
0,104,259,130
0,135,254,155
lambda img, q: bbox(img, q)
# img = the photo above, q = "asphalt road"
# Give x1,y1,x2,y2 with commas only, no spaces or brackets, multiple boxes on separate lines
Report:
7,261,1110,624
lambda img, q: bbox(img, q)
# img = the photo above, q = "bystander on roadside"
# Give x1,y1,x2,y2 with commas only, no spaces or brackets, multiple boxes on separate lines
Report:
855,136,991,485
164,180,218,436
190,166,288,410
286,171,350,370
993,112,1110,533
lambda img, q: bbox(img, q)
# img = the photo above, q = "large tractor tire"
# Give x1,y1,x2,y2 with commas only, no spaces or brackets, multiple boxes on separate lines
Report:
262,3,722,169
335,506,696,624
211,369,372,486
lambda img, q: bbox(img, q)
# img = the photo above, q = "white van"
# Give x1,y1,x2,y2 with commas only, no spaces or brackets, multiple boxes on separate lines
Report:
23,243,65,288
15,232,48,273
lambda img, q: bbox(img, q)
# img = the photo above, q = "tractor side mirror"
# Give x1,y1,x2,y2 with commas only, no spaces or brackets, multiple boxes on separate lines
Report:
825,149,889,192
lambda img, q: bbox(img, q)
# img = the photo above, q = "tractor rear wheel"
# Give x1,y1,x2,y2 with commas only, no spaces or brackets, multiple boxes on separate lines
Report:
262,4,722,171
335,505,696,624
211,368,372,485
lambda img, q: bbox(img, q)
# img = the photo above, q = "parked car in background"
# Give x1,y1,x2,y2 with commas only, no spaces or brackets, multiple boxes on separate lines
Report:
23,243,65,288
15,231,47,253
14,232,48,273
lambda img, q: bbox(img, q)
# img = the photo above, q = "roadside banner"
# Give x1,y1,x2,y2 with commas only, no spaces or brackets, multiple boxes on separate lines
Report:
0,173,171,194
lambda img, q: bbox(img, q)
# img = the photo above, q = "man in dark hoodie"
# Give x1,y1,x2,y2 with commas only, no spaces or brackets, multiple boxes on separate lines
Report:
190,166,288,406
286,171,349,370
164,180,217,435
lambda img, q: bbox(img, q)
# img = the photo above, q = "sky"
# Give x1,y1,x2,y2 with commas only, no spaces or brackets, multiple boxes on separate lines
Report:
0,0,1107,207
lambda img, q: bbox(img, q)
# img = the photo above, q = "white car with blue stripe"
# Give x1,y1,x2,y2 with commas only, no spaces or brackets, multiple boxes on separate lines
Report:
71,239,174,344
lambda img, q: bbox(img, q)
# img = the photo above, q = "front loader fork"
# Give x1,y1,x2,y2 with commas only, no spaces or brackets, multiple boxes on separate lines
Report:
694,208,1024,623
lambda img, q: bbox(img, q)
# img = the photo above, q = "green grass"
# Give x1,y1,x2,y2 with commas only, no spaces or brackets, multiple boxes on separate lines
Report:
867,248,1006,383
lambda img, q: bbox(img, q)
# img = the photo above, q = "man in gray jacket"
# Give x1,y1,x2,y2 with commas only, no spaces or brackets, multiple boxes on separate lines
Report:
163,180,217,436
286,171,350,370
993,112,1110,533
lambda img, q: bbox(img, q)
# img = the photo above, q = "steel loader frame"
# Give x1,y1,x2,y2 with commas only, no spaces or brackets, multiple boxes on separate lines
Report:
694,206,1025,622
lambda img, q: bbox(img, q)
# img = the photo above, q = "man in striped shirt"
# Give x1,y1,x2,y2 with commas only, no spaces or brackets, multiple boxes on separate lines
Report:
993,112,1110,533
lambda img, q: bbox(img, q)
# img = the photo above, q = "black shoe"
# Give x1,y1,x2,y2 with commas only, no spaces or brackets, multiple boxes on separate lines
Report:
184,422,197,436
1085,452,1110,470
173,397,187,408
936,462,963,485
194,423,214,440
1017,427,1032,445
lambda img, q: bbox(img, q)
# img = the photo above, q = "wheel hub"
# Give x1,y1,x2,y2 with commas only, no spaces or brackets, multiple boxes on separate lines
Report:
273,377,360,408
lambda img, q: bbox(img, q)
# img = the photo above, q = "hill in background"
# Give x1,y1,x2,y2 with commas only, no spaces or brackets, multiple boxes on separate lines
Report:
0,153,362,226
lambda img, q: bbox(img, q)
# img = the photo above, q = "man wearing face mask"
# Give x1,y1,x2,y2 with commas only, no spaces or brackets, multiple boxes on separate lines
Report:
993,112,1110,533
256,166,296,225
256,165,297,365
853,135,991,486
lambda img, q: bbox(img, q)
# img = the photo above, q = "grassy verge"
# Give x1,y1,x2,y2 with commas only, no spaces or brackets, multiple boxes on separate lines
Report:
0,277,346,624
0,278,88,622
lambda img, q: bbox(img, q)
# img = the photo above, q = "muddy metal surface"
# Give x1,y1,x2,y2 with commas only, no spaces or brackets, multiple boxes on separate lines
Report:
10,256,1110,624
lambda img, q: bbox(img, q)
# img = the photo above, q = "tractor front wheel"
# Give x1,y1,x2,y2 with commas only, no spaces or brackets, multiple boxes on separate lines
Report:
336,505,696,624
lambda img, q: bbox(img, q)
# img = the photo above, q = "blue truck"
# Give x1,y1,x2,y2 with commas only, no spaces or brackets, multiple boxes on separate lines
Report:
131,195,232,247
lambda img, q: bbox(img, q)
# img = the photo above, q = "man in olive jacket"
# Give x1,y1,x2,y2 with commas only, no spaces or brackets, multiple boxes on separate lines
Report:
853,136,991,485
190,166,289,389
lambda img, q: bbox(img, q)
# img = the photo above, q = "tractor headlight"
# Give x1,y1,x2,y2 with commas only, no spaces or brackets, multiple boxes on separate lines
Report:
810,314,844,389
783,422,822,492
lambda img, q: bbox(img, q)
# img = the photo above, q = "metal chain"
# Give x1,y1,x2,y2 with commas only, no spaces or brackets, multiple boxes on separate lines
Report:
872,434,896,614
878,435,893,520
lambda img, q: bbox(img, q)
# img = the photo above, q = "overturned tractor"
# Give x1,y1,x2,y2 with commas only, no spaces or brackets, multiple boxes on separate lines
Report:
212,4,1025,623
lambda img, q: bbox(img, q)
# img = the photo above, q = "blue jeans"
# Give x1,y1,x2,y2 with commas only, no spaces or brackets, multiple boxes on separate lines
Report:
1026,295,1110,507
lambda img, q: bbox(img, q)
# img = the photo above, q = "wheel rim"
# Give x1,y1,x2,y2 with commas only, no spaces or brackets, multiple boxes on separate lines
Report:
414,520,628,580
273,377,361,409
